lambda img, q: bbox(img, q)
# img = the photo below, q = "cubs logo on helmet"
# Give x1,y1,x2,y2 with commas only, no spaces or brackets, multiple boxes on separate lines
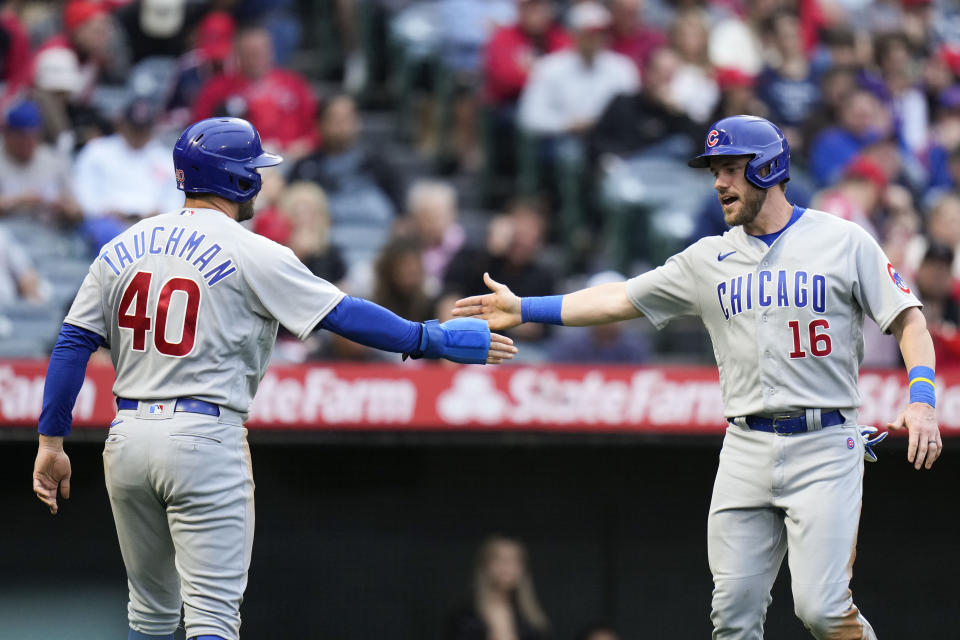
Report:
688,115,790,190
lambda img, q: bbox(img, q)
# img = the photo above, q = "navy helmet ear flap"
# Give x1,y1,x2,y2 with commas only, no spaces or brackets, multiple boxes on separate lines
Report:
688,115,790,189
173,118,283,202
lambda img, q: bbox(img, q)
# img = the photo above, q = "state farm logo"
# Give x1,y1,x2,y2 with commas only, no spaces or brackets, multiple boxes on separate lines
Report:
250,369,417,424
436,368,724,427
438,370,509,424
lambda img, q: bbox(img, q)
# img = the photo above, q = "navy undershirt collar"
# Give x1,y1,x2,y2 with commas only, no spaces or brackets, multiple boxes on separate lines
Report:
750,204,805,247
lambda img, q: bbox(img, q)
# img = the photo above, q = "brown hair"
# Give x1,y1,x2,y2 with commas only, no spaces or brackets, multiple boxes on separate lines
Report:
473,535,550,633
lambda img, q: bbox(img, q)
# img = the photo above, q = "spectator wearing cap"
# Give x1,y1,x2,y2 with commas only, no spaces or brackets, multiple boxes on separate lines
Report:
166,11,235,123
708,67,766,122
519,2,638,137
191,24,318,160
0,100,79,224
115,0,205,63
808,88,893,186
36,0,130,94
518,1,638,248
609,0,667,77
72,98,182,250
814,155,889,239
29,46,109,157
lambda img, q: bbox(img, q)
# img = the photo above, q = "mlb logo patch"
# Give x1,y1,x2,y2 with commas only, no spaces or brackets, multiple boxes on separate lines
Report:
847,437,855,450
149,403,164,414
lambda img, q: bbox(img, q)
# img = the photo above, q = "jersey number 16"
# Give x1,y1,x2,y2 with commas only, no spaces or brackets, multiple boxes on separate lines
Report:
118,271,201,357
787,319,832,358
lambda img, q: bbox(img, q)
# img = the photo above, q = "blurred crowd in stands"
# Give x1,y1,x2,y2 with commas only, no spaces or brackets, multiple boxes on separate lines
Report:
0,0,959,366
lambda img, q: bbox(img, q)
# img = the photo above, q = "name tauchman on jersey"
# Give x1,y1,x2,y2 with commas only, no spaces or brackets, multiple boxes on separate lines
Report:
716,269,827,320
99,223,237,286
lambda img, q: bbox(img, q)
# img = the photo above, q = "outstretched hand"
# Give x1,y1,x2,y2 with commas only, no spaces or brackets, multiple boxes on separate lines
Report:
886,402,942,470
487,333,517,364
33,436,71,514
452,273,523,331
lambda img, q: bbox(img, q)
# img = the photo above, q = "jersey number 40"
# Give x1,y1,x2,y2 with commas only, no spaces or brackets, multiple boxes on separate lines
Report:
118,270,201,357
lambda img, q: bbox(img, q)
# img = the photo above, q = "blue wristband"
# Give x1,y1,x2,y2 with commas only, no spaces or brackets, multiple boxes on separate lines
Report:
520,295,564,325
908,365,936,408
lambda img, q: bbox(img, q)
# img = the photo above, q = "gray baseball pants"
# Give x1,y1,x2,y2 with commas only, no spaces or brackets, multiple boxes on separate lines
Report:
102,402,255,640
708,415,877,640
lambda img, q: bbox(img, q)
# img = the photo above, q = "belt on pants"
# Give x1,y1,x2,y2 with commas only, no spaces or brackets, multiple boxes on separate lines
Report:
116,397,221,417
727,409,845,435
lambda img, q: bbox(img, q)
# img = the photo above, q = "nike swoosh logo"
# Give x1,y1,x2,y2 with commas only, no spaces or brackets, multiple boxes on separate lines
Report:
717,251,737,261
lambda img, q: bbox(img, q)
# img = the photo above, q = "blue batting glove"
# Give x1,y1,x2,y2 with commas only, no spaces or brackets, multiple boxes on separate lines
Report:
860,426,888,463
404,318,491,364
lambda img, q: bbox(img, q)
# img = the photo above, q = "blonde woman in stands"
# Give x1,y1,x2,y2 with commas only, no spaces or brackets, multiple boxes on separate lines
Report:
448,535,551,640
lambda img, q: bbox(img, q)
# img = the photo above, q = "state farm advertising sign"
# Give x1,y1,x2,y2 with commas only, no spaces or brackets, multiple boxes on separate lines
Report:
2,360,959,435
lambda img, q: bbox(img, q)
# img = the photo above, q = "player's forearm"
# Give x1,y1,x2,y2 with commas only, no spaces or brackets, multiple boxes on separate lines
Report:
38,323,105,437
561,282,644,327
318,296,422,353
893,307,935,371
892,307,937,407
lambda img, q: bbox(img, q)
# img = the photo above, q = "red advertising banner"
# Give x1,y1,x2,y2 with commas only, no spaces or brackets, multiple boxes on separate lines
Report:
2,359,959,435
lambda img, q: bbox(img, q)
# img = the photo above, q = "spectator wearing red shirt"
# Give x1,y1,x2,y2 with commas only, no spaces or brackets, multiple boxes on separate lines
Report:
483,0,570,107
609,0,666,78
0,2,30,84
482,0,570,195
192,25,318,159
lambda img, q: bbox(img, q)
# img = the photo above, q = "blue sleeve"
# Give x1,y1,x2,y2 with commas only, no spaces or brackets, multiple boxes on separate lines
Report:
318,296,423,354
38,323,105,437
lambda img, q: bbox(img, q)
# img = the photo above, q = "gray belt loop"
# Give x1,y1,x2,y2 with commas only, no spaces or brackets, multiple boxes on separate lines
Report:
805,408,822,431
217,407,246,426
733,416,749,430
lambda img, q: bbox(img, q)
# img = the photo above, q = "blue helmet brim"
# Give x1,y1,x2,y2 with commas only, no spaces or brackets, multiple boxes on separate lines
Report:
247,151,283,168
688,147,757,168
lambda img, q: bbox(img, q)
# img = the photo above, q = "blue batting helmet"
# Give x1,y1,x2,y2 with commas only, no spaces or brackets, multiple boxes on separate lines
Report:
688,115,789,189
173,118,282,202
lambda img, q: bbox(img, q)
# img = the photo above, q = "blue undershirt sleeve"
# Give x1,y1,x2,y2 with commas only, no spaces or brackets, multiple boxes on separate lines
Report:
317,296,423,354
38,323,106,437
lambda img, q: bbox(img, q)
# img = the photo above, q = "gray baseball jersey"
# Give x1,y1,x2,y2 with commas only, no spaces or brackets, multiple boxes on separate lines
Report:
625,206,920,418
65,207,344,414
625,205,920,640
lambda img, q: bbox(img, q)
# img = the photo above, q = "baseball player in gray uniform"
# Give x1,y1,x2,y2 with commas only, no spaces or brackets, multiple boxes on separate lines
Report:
32,117,517,640
453,115,942,639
